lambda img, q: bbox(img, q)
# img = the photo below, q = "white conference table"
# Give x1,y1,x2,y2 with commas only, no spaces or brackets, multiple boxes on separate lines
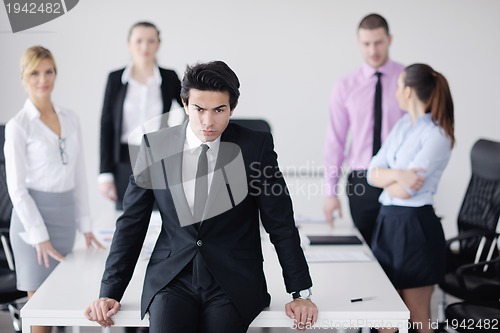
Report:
21,222,409,332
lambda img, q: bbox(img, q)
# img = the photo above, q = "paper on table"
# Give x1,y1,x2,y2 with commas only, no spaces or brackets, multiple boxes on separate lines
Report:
305,250,372,262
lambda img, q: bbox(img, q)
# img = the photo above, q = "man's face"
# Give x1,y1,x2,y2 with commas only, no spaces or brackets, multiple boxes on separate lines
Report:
184,89,234,142
358,27,392,69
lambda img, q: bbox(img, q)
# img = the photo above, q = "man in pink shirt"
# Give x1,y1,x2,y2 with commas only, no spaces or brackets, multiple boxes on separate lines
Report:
324,13,405,246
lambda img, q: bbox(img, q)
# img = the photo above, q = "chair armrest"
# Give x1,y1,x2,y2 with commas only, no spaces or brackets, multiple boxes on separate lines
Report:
455,256,500,290
0,228,15,271
446,229,496,246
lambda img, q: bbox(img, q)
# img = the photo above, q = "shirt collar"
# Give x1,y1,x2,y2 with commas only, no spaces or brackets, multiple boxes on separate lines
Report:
121,64,162,85
361,59,394,79
24,98,65,120
417,112,432,124
185,122,221,156
407,112,432,128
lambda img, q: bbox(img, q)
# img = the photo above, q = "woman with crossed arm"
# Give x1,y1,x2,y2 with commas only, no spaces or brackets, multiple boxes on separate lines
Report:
368,63,455,333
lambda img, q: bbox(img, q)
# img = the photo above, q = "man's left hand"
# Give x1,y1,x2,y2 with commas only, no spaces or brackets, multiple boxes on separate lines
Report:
285,298,318,331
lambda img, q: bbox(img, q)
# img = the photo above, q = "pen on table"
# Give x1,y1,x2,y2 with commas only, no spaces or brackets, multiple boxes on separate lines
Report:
350,297,374,302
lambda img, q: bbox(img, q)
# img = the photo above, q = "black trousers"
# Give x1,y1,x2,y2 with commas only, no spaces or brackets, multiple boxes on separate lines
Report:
346,170,383,247
148,256,248,333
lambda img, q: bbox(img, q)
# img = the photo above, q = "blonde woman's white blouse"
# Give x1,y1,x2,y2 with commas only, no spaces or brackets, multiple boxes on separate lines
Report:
4,99,92,245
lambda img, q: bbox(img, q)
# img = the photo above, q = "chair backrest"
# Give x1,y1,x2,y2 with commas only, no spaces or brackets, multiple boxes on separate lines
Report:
0,125,15,269
229,119,271,133
457,138,500,256
0,125,13,229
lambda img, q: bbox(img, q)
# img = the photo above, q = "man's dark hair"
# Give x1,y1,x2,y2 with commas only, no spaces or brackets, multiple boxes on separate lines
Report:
358,13,390,35
180,61,240,110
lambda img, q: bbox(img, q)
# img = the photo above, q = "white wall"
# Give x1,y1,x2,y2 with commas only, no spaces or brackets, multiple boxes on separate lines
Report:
1,0,499,237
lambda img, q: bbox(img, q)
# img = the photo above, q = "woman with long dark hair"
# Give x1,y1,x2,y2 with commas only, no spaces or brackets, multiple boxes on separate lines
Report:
368,63,455,333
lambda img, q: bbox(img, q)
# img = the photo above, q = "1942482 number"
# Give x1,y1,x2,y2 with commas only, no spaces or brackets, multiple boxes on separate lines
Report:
444,318,499,330
6,2,62,14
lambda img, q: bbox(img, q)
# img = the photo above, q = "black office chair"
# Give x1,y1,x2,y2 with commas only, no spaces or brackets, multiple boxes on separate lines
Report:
436,139,500,332
0,229,25,333
446,302,500,333
0,124,27,332
229,118,271,133
445,257,500,333
439,139,500,301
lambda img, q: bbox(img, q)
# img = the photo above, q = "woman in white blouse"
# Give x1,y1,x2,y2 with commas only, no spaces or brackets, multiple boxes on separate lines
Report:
4,46,102,333
368,64,455,333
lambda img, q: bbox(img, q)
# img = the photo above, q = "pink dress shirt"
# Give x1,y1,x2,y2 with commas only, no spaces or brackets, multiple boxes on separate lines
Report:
324,59,405,196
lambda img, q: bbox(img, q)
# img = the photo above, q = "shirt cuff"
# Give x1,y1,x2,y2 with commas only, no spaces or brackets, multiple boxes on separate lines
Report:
18,225,50,245
77,216,92,234
98,173,114,184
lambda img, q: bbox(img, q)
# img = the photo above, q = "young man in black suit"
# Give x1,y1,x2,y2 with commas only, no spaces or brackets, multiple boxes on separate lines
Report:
85,61,318,333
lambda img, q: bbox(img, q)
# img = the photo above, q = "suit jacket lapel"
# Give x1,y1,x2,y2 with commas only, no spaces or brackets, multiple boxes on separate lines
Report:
201,125,240,226
113,80,128,163
159,68,169,115
115,81,128,142
162,121,197,229
162,123,241,231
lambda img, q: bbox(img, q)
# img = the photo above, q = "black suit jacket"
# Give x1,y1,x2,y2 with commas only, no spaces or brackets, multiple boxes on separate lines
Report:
99,122,312,326
99,67,183,174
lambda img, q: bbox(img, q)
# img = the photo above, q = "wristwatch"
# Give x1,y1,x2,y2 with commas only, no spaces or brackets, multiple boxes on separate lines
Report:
291,288,312,300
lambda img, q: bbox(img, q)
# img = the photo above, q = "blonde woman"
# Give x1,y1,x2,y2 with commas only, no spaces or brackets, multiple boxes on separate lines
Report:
4,46,102,333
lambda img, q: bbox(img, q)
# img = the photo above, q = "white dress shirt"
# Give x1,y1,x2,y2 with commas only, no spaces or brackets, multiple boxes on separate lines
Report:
120,64,163,144
4,99,92,245
182,124,220,214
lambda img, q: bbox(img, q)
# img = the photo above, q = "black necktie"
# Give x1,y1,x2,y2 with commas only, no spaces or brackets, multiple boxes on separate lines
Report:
194,144,209,222
373,72,382,156
193,144,212,289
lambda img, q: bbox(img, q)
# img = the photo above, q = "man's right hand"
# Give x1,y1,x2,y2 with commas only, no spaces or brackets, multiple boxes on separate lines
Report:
99,181,117,202
84,297,121,328
323,196,342,228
